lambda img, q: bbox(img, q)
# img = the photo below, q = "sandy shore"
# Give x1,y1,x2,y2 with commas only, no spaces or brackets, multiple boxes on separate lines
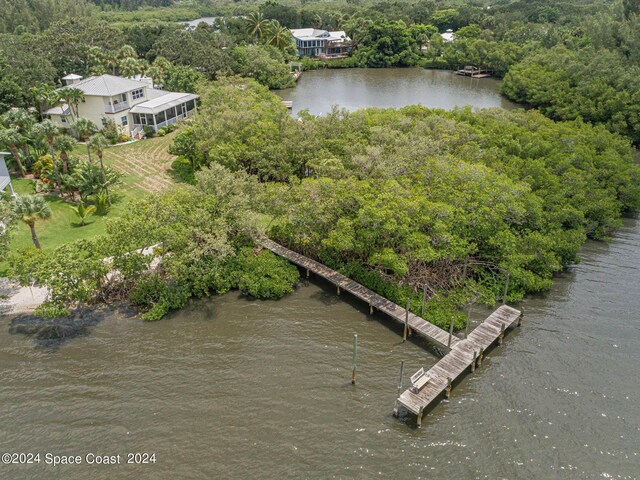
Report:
0,277,49,316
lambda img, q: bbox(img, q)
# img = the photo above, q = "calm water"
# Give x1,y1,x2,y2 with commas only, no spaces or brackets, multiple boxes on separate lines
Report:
275,68,518,116
0,216,638,479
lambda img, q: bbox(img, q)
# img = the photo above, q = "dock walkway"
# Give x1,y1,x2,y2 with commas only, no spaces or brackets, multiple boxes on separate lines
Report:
261,238,522,427
394,304,522,426
260,238,459,350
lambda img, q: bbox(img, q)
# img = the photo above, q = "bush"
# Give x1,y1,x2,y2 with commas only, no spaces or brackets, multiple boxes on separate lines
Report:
235,249,299,299
32,154,53,178
143,125,155,138
117,133,130,143
169,157,196,184
129,273,190,321
102,120,120,144
157,127,167,136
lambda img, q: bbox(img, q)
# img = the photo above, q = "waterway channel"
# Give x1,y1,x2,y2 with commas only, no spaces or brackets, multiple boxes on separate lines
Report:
0,215,638,479
275,68,518,116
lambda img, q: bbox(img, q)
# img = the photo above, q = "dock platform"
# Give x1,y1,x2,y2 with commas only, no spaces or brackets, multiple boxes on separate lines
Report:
393,305,522,426
260,238,459,350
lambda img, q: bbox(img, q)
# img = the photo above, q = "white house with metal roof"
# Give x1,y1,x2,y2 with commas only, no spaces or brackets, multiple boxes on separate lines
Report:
0,152,15,197
290,28,352,58
45,74,198,138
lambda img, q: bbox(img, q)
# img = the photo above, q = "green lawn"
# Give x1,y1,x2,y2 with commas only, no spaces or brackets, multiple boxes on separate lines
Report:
2,135,178,275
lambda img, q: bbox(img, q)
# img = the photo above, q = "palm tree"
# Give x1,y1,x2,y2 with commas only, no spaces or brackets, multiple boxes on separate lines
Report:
56,87,85,121
71,118,97,163
264,21,294,50
29,85,57,120
53,135,77,174
33,120,61,186
71,202,96,226
245,12,268,40
119,57,143,79
2,108,35,159
13,195,51,249
0,127,27,177
87,134,111,206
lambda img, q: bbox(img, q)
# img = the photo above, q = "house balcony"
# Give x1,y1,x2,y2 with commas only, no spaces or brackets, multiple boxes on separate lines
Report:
104,101,130,114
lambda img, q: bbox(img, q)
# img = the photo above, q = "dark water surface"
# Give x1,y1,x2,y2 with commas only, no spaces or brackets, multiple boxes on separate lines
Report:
1,216,639,479
275,68,518,116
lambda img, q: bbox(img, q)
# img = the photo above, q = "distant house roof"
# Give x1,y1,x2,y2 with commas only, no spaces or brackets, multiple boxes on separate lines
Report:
291,28,350,43
441,29,455,42
62,73,83,81
59,75,148,97
0,154,11,192
43,105,70,116
180,17,219,30
129,92,199,115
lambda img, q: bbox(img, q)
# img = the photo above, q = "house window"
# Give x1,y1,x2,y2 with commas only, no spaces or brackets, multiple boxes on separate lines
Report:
131,88,144,100
61,116,67,123
101,118,107,127
121,115,128,126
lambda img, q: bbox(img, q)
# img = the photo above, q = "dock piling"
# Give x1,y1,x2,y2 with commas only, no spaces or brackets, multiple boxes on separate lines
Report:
397,360,404,396
445,377,452,399
447,316,455,348
498,323,505,345
403,299,409,342
502,273,510,305
352,334,358,385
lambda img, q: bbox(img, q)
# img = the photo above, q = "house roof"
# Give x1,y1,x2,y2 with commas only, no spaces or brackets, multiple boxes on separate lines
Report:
62,73,83,80
291,28,350,42
59,74,148,97
0,155,11,192
129,92,199,115
43,105,70,116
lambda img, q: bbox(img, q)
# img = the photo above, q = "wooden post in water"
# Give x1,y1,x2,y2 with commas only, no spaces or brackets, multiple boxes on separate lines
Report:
352,334,358,385
471,351,477,372
306,268,310,279
477,347,484,367
417,407,423,428
421,286,427,317
447,316,455,348
518,308,524,327
337,285,341,295
403,299,409,341
498,323,505,345
369,304,374,315
397,360,404,396
502,272,510,305
445,377,452,399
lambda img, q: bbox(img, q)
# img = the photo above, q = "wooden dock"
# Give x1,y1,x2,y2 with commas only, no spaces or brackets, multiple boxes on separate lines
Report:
260,238,459,350
393,304,522,426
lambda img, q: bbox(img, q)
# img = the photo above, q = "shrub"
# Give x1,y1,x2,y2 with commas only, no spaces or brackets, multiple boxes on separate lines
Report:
235,249,299,299
32,154,53,178
101,119,120,144
117,133,130,143
143,125,155,138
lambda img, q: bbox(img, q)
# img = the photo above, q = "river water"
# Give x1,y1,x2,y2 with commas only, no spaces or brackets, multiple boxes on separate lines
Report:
276,68,517,116
0,215,638,479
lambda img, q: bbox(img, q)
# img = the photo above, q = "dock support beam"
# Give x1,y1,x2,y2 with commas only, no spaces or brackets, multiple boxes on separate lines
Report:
518,309,524,327
306,268,310,278
369,304,374,315
471,351,477,372
417,407,424,428
498,323,505,345
477,348,484,368
445,377,452,399
337,285,341,295
502,273,510,305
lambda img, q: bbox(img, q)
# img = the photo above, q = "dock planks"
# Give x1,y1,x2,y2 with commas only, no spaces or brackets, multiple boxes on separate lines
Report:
260,238,459,349
393,304,522,426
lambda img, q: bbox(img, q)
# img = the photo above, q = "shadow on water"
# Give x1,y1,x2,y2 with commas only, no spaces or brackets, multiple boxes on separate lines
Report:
8,304,136,350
